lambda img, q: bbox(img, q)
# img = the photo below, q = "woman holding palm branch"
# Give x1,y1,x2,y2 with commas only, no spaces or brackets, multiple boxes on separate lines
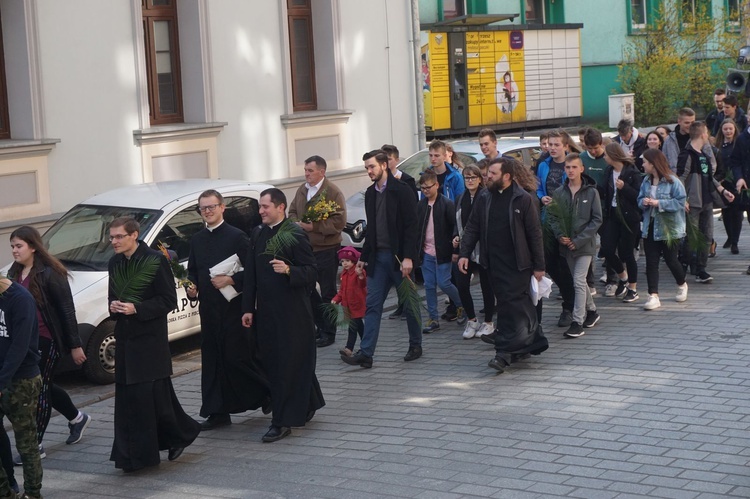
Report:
637,149,688,311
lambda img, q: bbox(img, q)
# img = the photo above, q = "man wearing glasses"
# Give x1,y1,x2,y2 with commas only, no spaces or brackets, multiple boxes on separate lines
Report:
417,170,464,334
187,190,270,430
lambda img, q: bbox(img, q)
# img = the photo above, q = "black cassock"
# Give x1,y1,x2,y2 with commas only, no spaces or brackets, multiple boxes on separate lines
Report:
243,220,325,427
108,242,200,470
187,222,270,418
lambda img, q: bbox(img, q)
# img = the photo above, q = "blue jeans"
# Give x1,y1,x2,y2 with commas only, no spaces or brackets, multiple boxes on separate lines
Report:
421,253,462,321
359,251,422,358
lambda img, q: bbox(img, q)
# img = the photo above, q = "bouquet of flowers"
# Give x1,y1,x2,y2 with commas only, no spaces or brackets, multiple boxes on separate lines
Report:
300,192,340,223
157,242,193,289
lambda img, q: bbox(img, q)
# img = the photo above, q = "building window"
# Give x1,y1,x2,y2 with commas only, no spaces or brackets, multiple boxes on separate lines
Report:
142,0,183,125
524,0,545,24
0,11,9,140
726,0,740,29
681,0,711,25
287,0,317,112
442,0,465,20
630,0,648,29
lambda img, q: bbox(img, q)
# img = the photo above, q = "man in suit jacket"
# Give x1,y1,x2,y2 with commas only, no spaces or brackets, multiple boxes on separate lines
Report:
341,150,421,368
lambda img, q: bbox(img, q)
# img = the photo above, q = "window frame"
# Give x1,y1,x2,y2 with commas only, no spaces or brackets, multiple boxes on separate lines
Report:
440,0,467,20
0,10,10,139
521,0,546,24
629,0,648,31
681,0,712,28
725,0,741,31
287,0,317,112
627,0,663,35
142,0,184,125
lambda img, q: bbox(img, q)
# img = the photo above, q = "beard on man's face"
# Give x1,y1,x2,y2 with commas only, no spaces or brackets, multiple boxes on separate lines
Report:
486,177,508,192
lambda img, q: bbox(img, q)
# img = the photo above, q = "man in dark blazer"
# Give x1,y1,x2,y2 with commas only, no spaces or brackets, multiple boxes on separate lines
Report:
108,217,200,472
341,150,421,368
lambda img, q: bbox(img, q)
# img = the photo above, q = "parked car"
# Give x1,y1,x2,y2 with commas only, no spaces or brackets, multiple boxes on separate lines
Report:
2,179,272,384
341,138,542,248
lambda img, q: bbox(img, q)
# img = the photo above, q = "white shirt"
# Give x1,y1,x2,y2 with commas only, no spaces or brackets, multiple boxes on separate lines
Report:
206,219,224,232
306,178,325,202
611,171,621,207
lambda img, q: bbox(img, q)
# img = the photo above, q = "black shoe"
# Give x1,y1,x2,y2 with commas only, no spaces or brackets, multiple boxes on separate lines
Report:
723,239,732,249
488,356,508,372
306,410,316,423
388,309,402,319
168,447,185,461
708,239,717,258
480,331,497,345
622,289,639,303
262,425,291,443
261,397,272,415
441,306,458,322
316,337,335,348
557,310,573,328
341,352,373,368
731,244,739,254
747,265,750,275
695,271,713,283
614,280,628,298
564,322,585,338
582,310,600,328
510,353,531,363
404,346,422,362
200,414,231,430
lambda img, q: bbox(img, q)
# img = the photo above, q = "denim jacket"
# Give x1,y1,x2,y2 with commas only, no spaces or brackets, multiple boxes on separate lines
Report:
637,174,686,242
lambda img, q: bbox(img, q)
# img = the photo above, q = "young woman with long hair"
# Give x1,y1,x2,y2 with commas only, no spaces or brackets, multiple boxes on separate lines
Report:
600,142,642,303
637,149,688,310
645,131,664,150
715,118,742,253
7,226,91,459
453,164,496,339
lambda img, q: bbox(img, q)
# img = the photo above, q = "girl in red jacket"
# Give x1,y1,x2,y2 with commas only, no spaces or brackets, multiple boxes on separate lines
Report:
332,247,366,356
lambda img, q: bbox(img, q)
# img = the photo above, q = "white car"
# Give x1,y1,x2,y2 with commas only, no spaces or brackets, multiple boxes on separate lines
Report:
14,179,272,384
341,138,542,248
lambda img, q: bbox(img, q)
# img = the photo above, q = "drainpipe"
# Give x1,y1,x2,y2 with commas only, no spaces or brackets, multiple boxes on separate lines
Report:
411,0,427,149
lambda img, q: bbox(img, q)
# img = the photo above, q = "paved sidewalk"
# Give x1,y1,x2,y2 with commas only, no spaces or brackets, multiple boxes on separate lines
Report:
29,219,750,498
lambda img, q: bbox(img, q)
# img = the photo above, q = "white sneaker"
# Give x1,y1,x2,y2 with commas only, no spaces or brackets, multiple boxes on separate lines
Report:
675,283,688,302
476,322,495,337
643,294,661,310
599,272,608,284
462,320,480,339
604,284,617,297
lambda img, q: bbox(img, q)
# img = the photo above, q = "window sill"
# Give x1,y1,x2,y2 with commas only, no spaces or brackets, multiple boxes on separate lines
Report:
0,139,60,157
280,109,354,129
133,122,228,144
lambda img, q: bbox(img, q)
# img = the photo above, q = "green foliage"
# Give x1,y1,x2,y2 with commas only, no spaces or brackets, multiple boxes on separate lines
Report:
685,212,708,252
618,3,740,126
396,276,423,329
543,197,574,252
320,303,351,329
110,256,160,303
262,219,298,262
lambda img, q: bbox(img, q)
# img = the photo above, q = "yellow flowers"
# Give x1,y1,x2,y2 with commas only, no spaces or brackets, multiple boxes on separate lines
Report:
301,194,340,223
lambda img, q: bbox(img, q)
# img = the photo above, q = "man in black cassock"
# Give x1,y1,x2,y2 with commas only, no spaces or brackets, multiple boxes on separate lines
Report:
107,217,200,472
187,190,270,430
459,158,548,373
242,188,325,443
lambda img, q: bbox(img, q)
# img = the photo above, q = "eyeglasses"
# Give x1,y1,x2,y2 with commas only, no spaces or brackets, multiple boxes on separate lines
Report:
420,183,437,191
463,176,479,181
108,234,132,241
197,204,221,213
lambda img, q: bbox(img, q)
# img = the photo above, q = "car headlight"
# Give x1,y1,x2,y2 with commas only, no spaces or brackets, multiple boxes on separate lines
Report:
348,220,366,242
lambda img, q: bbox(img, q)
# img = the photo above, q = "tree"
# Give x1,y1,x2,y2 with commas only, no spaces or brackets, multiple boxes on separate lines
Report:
618,2,740,126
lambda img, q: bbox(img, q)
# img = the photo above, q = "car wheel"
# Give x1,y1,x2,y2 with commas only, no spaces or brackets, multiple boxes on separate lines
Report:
83,321,116,385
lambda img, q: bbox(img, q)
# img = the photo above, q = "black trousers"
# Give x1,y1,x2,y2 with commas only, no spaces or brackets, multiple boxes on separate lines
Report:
454,260,495,322
722,204,743,245
644,222,686,295
600,218,639,283
544,243,574,312
345,318,364,351
37,337,79,444
310,248,339,340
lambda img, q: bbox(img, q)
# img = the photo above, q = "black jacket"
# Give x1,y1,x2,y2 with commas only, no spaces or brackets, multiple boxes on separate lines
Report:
8,261,82,355
459,182,545,273
417,194,456,264
108,242,177,385
600,164,642,225
362,170,420,275
614,134,647,171
731,127,750,181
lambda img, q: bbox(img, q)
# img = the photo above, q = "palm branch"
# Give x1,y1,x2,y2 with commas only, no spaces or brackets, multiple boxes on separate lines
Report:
543,198,574,251
684,213,707,253
319,303,351,329
110,256,160,303
157,241,193,288
395,256,423,328
261,219,298,263
653,211,680,248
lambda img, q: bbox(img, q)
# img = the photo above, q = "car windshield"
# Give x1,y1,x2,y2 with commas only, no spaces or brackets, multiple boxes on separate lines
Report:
399,151,478,179
43,204,162,271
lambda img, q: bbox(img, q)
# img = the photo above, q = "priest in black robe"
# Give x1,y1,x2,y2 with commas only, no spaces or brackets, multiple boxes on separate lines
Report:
187,190,270,430
107,217,200,472
242,188,325,443
459,158,548,373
